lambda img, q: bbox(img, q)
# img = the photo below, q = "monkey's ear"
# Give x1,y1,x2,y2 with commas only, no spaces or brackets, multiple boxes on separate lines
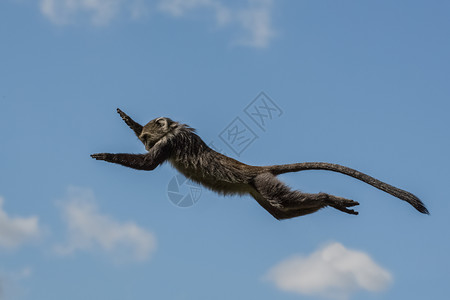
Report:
155,118,170,129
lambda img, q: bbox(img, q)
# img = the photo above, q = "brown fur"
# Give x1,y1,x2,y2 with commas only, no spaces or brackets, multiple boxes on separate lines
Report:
91,109,428,220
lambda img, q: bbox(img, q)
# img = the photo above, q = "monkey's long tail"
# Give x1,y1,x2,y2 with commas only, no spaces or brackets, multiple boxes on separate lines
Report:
268,162,429,214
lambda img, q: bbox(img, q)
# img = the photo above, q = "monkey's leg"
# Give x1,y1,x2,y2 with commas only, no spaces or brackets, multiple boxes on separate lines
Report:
91,153,161,171
251,173,359,220
117,108,143,137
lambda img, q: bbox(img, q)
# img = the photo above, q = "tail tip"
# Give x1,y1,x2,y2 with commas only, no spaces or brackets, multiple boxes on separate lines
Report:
417,203,430,215
410,196,429,215
403,192,429,215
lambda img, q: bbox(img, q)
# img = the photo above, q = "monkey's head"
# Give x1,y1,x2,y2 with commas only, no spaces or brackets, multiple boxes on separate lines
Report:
139,117,177,151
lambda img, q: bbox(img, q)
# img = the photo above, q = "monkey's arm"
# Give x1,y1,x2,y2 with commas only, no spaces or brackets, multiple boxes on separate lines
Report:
117,108,143,137
91,143,170,171
91,153,164,170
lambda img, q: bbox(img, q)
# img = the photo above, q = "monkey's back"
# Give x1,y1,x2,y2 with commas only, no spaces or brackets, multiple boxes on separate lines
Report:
168,146,263,196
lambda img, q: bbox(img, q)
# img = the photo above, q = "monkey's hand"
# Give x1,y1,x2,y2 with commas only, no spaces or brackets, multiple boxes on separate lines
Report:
326,196,360,215
91,153,113,161
117,108,143,137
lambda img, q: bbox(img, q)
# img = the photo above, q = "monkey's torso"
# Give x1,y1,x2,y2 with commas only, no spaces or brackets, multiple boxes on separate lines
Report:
167,137,263,195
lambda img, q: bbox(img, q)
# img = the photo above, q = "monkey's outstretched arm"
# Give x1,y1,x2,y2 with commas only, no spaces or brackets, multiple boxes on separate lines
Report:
91,144,170,171
90,153,162,170
117,108,143,137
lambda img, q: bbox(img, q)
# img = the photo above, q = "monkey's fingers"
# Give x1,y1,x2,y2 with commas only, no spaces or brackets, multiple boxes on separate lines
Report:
117,108,134,125
117,108,143,134
117,108,128,119
91,153,109,160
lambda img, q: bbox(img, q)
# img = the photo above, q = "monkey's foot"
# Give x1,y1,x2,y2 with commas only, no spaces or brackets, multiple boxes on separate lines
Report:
327,196,359,215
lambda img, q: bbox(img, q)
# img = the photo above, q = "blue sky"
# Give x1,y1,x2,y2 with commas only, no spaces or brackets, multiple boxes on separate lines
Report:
1,0,449,299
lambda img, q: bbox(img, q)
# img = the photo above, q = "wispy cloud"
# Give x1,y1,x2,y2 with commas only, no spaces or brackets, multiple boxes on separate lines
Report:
39,0,147,26
265,242,392,300
235,0,275,48
158,0,232,26
0,196,41,249
55,187,156,262
38,0,276,48
0,266,33,300
159,0,276,48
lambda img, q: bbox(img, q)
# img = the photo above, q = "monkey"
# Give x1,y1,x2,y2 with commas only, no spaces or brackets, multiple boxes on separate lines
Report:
90,109,429,220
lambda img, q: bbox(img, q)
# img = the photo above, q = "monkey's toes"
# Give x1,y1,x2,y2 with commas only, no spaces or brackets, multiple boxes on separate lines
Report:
329,196,359,207
327,196,359,215
345,200,359,207
339,207,359,215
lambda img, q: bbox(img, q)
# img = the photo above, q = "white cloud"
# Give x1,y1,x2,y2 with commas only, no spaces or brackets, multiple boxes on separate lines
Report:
0,266,33,300
129,0,149,20
55,187,156,262
37,0,276,47
158,0,232,25
0,196,41,249
159,0,276,48
265,242,392,300
39,0,146,26
235,0,275,48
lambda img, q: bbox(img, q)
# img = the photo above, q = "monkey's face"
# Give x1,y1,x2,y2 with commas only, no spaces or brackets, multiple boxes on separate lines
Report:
139,117,175,151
